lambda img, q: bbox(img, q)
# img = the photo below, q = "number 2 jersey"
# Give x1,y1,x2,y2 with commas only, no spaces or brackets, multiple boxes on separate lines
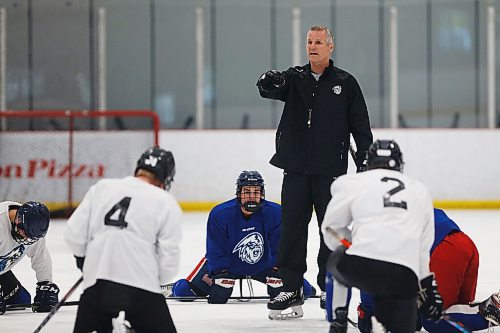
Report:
0,201,53,281
321,168,434,281
64,176,182,293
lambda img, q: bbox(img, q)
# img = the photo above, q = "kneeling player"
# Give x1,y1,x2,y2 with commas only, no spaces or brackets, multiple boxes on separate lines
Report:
0,201,59,314
167,171,316,319
356,208,500,333
321,140,441,333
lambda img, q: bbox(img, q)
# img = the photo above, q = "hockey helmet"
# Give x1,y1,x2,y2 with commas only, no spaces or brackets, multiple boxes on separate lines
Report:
236,170,265,213
135,146,175,190
11,201,50,245
366,139,404,172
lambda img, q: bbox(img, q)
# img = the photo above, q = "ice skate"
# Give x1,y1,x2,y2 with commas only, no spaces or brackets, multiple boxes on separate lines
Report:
267,287,304,320
478,291,500,326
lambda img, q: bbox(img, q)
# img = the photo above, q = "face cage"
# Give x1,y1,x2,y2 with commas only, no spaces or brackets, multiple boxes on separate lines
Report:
11,214,40,245
11,224,39,245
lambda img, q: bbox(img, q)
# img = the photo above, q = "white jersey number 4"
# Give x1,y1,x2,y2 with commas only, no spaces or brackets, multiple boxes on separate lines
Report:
104,197,131,228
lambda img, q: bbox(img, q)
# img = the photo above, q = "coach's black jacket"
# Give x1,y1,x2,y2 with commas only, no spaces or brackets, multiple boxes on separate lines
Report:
258,60,373,177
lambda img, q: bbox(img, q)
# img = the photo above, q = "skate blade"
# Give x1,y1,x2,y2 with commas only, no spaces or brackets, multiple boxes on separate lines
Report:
268,305,304,320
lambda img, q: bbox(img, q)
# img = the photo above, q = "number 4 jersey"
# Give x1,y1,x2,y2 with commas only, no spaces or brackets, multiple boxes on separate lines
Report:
64,176,182,293
321,168,434,281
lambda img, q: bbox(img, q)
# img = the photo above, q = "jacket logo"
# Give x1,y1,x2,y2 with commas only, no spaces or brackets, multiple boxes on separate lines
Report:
332,85,342,95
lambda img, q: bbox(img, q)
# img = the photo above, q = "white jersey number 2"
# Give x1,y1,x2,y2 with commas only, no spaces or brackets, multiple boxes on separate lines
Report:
381,177,408,210
104,197,131,228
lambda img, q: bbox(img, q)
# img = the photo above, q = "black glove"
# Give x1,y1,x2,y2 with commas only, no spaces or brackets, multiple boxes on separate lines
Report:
32,281,60,313
257,70,285,92
208,271,235,304
0,284,6,315
74,256,85,271
417,274,443,322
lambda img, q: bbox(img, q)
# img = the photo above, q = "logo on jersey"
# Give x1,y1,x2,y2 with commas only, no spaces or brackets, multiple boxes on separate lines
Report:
332,85,342,95
232,232,264,265
0,244,25,273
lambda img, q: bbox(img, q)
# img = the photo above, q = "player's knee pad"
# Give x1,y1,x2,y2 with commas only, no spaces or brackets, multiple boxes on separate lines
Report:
171,279,197,298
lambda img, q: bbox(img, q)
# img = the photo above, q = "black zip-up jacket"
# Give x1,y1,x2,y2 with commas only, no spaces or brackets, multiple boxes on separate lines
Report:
258,60,373,177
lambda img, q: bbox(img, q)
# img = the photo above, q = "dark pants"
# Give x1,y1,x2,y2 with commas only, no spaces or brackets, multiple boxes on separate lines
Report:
333,253,419,333
0,270,31,304
73,279,177,333
278,172,335,291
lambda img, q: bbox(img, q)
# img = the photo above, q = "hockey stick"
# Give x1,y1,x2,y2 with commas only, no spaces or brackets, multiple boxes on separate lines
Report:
8,294,321,310
324,227,351,248
32,276,83,333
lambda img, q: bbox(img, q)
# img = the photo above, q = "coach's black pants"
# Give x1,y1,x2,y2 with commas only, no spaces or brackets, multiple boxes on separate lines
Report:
73,279,177,333
277,171,335,291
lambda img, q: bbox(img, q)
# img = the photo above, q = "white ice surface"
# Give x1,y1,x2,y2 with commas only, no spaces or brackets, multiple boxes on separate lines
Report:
1,210,499,332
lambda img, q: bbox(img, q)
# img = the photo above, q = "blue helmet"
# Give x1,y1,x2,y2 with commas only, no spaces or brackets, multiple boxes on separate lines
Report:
366,139,404,172
11,201,50,245
236,171,265,213
135,146,176,190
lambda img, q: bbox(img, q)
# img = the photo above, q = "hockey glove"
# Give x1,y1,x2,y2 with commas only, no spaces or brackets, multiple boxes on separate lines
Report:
32,281,60,313
208,271,235,304
0,284,5,315
357,303,373,333
417,274,443,322
257,70,285,92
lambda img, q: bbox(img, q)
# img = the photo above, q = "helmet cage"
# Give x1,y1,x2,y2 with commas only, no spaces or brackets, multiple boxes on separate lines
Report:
236,171,265,213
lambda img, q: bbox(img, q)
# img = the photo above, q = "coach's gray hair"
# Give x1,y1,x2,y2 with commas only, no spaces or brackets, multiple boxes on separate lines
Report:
309,25,334,45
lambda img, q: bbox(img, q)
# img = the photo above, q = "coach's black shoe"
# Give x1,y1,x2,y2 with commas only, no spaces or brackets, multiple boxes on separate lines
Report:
268,287,304,320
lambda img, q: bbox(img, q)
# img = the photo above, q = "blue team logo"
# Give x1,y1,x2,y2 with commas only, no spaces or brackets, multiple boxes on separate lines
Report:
0,244,25,273
232,232,264,265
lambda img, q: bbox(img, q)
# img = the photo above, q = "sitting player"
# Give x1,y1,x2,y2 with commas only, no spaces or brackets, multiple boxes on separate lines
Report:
0,201,59,314
357,208,500,332
165,171,316,308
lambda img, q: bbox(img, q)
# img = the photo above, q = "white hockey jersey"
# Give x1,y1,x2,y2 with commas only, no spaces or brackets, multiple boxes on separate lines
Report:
64,176,182,293
0,201,53,282
321,168,434,280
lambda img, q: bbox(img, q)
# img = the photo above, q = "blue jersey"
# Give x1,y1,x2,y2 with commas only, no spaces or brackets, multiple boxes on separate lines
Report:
206,198,281,276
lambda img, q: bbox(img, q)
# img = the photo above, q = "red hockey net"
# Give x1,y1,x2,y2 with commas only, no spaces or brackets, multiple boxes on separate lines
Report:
0,110,159,217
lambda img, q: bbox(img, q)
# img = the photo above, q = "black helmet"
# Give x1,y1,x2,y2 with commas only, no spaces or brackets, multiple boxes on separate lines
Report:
236,171,265,213
366,139,404,172
135,146,175,190
11,201,50,245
